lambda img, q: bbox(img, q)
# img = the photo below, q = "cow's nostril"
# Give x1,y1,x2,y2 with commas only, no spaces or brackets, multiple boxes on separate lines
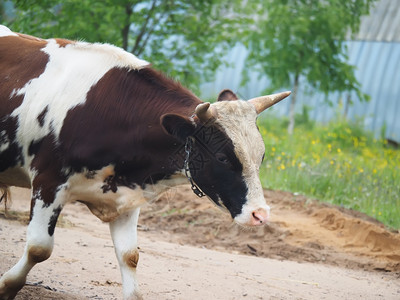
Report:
252,212,263,223
251,209,269,226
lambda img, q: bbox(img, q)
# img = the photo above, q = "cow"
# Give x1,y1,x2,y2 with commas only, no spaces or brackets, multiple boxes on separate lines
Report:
0,25,290,300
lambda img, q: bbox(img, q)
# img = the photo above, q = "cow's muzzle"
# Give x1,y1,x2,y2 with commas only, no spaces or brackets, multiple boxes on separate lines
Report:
250,207,269,226
234,206,270,227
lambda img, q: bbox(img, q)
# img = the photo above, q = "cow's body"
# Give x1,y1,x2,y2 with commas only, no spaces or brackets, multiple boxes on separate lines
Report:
0,25,200,221
0,25,290,299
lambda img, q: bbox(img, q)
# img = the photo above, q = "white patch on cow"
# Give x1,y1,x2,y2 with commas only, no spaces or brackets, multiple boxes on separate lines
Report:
0,25,17,37
142,173,188,201
0,130,9,152
10,39,149,168
0,182,68,292
61,165,187,222
28,190,61,248
0,141,9,153
210,100,269,225
75,42,149,70
109,208,141,299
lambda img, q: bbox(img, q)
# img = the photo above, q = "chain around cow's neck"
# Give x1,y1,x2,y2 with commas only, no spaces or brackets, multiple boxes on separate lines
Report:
184,137,206,198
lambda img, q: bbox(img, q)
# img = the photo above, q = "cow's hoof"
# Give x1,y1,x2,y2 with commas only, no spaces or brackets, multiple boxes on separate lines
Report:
0,288,18,300
0,280,22,300
126,290,143,300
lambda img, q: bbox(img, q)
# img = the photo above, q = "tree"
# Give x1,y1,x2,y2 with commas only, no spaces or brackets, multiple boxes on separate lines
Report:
6,0,248,92
0,1,12,23
0,3,3,23
244,0,376,134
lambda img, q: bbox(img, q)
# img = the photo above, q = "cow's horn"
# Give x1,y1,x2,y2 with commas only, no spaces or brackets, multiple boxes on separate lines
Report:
195,102,218,123
249,91,291,114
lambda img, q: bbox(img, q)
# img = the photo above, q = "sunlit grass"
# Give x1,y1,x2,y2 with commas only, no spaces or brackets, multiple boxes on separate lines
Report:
258,112,400,229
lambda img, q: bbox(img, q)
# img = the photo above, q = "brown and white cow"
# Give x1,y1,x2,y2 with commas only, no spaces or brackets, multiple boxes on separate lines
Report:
0,25,290,299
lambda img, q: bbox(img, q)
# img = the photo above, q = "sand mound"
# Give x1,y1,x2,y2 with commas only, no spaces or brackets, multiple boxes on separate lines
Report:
137,186,400,272
313,208,400,260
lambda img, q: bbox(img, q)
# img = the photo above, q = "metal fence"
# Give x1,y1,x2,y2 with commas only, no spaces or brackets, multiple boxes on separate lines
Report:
201,0,400,143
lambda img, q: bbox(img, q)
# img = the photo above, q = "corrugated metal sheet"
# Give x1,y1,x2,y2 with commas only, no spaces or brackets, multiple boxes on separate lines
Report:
354,0,400,42
201,0,400,142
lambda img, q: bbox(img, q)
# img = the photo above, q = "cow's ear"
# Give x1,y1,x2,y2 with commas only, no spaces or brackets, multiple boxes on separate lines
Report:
161,113,196,141
217,89,239,101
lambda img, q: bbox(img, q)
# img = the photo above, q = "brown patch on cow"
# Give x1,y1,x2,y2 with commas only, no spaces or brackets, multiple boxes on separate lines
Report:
30,134,67,207
0,35,49,115
0,116,25,172
58,66,201,184
85,170,97,179
28,245,52,263
123,249,139,269
101,175,118,193
55,38,74,48
37,106,49,127
102,165,115,178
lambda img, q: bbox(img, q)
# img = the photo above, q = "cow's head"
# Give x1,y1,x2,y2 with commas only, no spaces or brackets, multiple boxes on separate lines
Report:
161,89,290,227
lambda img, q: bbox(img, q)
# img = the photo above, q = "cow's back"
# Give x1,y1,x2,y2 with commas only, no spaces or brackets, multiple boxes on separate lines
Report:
0,26,49,116
0,26,150,188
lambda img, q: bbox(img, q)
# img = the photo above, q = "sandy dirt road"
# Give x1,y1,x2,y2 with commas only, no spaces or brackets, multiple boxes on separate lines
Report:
1,187,399,299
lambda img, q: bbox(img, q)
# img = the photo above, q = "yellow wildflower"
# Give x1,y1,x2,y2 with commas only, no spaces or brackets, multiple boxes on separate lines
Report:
353,137,359,147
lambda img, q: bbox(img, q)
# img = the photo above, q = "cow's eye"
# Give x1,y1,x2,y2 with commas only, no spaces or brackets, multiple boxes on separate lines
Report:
215,153,229,164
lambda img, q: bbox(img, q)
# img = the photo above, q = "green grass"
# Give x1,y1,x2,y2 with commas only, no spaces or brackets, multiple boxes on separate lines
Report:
257,111,400,229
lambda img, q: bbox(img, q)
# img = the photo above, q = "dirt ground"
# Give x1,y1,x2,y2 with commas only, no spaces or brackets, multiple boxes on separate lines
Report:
1,186,399,299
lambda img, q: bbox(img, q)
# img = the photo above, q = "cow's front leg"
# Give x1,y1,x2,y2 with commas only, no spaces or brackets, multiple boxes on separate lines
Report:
0,186,65,300
109,207,142,300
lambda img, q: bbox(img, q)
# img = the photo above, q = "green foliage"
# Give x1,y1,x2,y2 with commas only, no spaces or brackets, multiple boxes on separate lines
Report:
244,0,376,134
245,0,375,98
6,0,249,92
0,3,3,23
258,113,400,229
0,1,13,23
5,0,377,98
295,105,314,129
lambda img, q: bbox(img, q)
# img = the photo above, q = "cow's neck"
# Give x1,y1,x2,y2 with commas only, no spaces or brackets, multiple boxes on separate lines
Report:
103,66,202,196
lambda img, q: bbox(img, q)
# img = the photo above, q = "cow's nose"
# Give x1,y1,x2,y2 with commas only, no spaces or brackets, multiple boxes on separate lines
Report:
251,208,269,226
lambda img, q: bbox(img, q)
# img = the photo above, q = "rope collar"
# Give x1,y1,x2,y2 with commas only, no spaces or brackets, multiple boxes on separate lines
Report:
184,137,206,198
